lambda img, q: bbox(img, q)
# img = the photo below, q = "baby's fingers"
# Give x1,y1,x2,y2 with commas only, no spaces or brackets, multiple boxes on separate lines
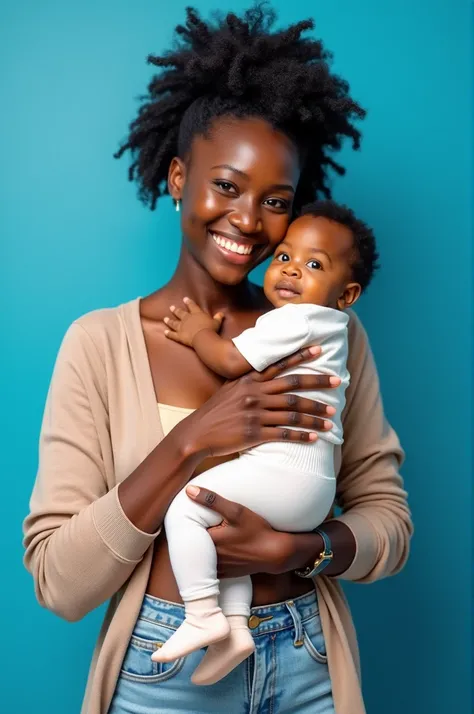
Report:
183,297,202,314
163,316,181,332
164,329,185,343
170,305,188,320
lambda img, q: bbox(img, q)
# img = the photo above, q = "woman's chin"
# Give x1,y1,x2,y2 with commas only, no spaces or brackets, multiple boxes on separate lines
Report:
204,257,254,286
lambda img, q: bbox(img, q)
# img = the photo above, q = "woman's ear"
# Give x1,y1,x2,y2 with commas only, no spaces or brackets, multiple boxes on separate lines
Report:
168,157,186,201
337,282,362,310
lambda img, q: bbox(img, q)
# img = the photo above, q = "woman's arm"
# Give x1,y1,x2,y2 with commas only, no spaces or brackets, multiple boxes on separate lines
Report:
325,310,413,581
273,312,412,581
274,312,412,581
23,323,200,622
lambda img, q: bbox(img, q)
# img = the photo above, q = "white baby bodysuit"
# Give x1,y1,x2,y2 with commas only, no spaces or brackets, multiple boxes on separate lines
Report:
233,302,350,443
164,303,350,615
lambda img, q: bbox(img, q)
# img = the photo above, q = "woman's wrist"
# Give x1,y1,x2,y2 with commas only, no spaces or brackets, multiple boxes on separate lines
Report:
276,521,356,577
118,428,203,533
172,416,209,462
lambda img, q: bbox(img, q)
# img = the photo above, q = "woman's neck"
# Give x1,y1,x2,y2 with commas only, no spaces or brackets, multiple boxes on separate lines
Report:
164,248,264,316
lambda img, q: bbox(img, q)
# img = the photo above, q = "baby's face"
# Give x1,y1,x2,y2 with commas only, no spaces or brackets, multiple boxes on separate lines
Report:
263,215,356,310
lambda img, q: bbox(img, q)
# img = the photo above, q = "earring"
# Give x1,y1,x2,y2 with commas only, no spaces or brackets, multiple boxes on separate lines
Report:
175,199,180,213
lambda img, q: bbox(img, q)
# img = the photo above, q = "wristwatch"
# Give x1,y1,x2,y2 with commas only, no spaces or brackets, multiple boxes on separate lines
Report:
295,528,333,578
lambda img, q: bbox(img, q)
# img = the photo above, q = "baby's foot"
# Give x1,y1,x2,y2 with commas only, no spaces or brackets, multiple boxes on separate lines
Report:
152,598,230,663
191,615,255,685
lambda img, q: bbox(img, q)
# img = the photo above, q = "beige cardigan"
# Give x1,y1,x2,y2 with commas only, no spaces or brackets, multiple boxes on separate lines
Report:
23,298,412,714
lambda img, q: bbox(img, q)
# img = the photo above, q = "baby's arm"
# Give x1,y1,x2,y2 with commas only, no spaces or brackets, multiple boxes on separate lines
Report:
164,298,252,379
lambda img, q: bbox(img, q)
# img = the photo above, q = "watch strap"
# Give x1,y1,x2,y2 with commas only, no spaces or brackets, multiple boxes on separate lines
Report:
294,528,333,579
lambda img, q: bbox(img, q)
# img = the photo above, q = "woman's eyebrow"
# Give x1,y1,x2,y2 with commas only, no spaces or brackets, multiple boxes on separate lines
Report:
211,163,249,178
268,183,295,193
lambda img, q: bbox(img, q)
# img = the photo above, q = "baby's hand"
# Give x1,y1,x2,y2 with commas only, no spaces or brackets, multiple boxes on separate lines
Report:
164,297,225,347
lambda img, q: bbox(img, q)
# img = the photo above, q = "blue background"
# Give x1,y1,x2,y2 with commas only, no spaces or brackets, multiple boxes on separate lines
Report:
1,1,472,712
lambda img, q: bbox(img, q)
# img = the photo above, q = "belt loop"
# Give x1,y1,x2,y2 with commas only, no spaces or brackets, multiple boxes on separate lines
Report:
285,600,304,647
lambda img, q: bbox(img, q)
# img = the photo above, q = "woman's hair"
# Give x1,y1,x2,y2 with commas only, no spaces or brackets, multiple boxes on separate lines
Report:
115,4,366,211
301,200,379,292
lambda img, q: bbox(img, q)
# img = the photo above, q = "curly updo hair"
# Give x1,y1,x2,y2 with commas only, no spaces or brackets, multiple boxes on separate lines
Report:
115,4,366,211
301,200,379,292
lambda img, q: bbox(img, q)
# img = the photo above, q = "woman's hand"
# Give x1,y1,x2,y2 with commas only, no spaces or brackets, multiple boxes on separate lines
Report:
177,345,340,460
186,485,353,579
186,486,294,577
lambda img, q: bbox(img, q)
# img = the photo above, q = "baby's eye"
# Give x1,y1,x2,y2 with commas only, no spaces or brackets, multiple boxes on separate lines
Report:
307,259,322,270
276,253,290,262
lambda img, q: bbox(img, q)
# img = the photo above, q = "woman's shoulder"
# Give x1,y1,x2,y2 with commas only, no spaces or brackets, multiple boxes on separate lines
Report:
56,298,140,382
346,308,367,343
70,297,139,349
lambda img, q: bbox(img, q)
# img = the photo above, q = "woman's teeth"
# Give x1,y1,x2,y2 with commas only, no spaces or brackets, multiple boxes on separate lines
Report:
211,233,254,255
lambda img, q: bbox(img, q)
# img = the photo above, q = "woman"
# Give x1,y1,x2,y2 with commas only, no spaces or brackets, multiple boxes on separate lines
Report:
23,7,412,714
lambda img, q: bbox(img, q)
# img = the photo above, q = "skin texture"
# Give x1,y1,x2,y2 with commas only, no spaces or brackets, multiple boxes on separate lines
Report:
118,117,356,605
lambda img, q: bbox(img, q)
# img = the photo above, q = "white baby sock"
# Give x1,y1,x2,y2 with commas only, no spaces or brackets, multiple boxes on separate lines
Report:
191,615,255,685
151,596,230,663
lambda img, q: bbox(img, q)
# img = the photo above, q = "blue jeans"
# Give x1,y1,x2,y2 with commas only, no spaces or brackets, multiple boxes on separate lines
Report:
109,589,334,714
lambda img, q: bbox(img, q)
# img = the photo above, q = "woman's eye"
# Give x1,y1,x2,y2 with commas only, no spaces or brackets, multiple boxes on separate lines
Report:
264,198,289,211
276,253,290,262
213,180,237,194
307,260,323,270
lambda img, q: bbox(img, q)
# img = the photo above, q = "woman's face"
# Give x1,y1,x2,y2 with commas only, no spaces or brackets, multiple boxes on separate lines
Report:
168,117,301,285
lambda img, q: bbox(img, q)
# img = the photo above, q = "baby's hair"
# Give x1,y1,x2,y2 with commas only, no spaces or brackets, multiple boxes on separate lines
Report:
115,4,366,210
301,200,379,291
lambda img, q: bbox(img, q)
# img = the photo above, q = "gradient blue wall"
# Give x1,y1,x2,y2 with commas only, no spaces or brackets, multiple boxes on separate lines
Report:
1,2,472,713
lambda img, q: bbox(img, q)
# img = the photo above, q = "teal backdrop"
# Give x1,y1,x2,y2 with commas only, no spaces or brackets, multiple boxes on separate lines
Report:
1,2,472,713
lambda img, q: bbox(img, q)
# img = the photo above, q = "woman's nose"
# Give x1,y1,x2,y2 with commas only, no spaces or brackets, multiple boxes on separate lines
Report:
227,200,263,234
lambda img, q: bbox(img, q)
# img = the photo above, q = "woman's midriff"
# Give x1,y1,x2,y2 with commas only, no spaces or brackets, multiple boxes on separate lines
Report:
146,451,314,604
146,535,314,605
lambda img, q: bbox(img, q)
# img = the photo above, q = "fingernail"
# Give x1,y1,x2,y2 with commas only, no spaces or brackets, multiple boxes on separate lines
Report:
329,376,341,386
309,346,321,355
164,329,169,336
170,305,175,311
186,485,200,497
326,406,336,416
309,432,318,441
323,420,333,430
183,297,190,303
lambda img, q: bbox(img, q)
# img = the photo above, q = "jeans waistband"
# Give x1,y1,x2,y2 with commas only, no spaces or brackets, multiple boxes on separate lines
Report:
139,589,318,638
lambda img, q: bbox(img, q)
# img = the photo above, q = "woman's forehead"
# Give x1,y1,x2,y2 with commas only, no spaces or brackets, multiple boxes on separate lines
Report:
189,117,301,185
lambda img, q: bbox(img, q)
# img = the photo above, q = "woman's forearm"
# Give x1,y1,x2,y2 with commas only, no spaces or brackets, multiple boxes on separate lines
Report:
118,422,203,533
280,521,356,577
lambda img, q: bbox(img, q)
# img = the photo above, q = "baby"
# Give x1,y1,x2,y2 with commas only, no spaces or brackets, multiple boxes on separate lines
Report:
152,200,378,685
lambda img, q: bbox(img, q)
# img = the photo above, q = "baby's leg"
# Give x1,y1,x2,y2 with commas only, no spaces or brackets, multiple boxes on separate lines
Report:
191,577,255,686
152,486,230,663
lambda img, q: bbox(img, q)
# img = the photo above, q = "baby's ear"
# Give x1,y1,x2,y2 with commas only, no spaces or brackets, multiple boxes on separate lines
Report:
337,282,361,310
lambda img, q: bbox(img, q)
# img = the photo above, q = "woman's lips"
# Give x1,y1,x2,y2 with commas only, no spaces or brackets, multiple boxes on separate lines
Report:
209,231,258,265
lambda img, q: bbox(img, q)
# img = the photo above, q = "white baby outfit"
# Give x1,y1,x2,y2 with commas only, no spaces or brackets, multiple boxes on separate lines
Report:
164,303,350,617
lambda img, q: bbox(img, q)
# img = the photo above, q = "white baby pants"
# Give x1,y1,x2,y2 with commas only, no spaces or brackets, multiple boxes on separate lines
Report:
164,439,336,617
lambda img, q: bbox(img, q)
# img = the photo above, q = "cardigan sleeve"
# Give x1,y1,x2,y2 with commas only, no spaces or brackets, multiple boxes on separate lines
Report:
23,322,159,622
332,311,413,582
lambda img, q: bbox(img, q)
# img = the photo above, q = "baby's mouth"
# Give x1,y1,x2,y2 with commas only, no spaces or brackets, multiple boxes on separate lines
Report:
274,279,301,298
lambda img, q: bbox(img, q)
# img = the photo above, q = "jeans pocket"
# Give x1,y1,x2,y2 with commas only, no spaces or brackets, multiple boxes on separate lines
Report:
120,620,186,684
302,613,328,664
